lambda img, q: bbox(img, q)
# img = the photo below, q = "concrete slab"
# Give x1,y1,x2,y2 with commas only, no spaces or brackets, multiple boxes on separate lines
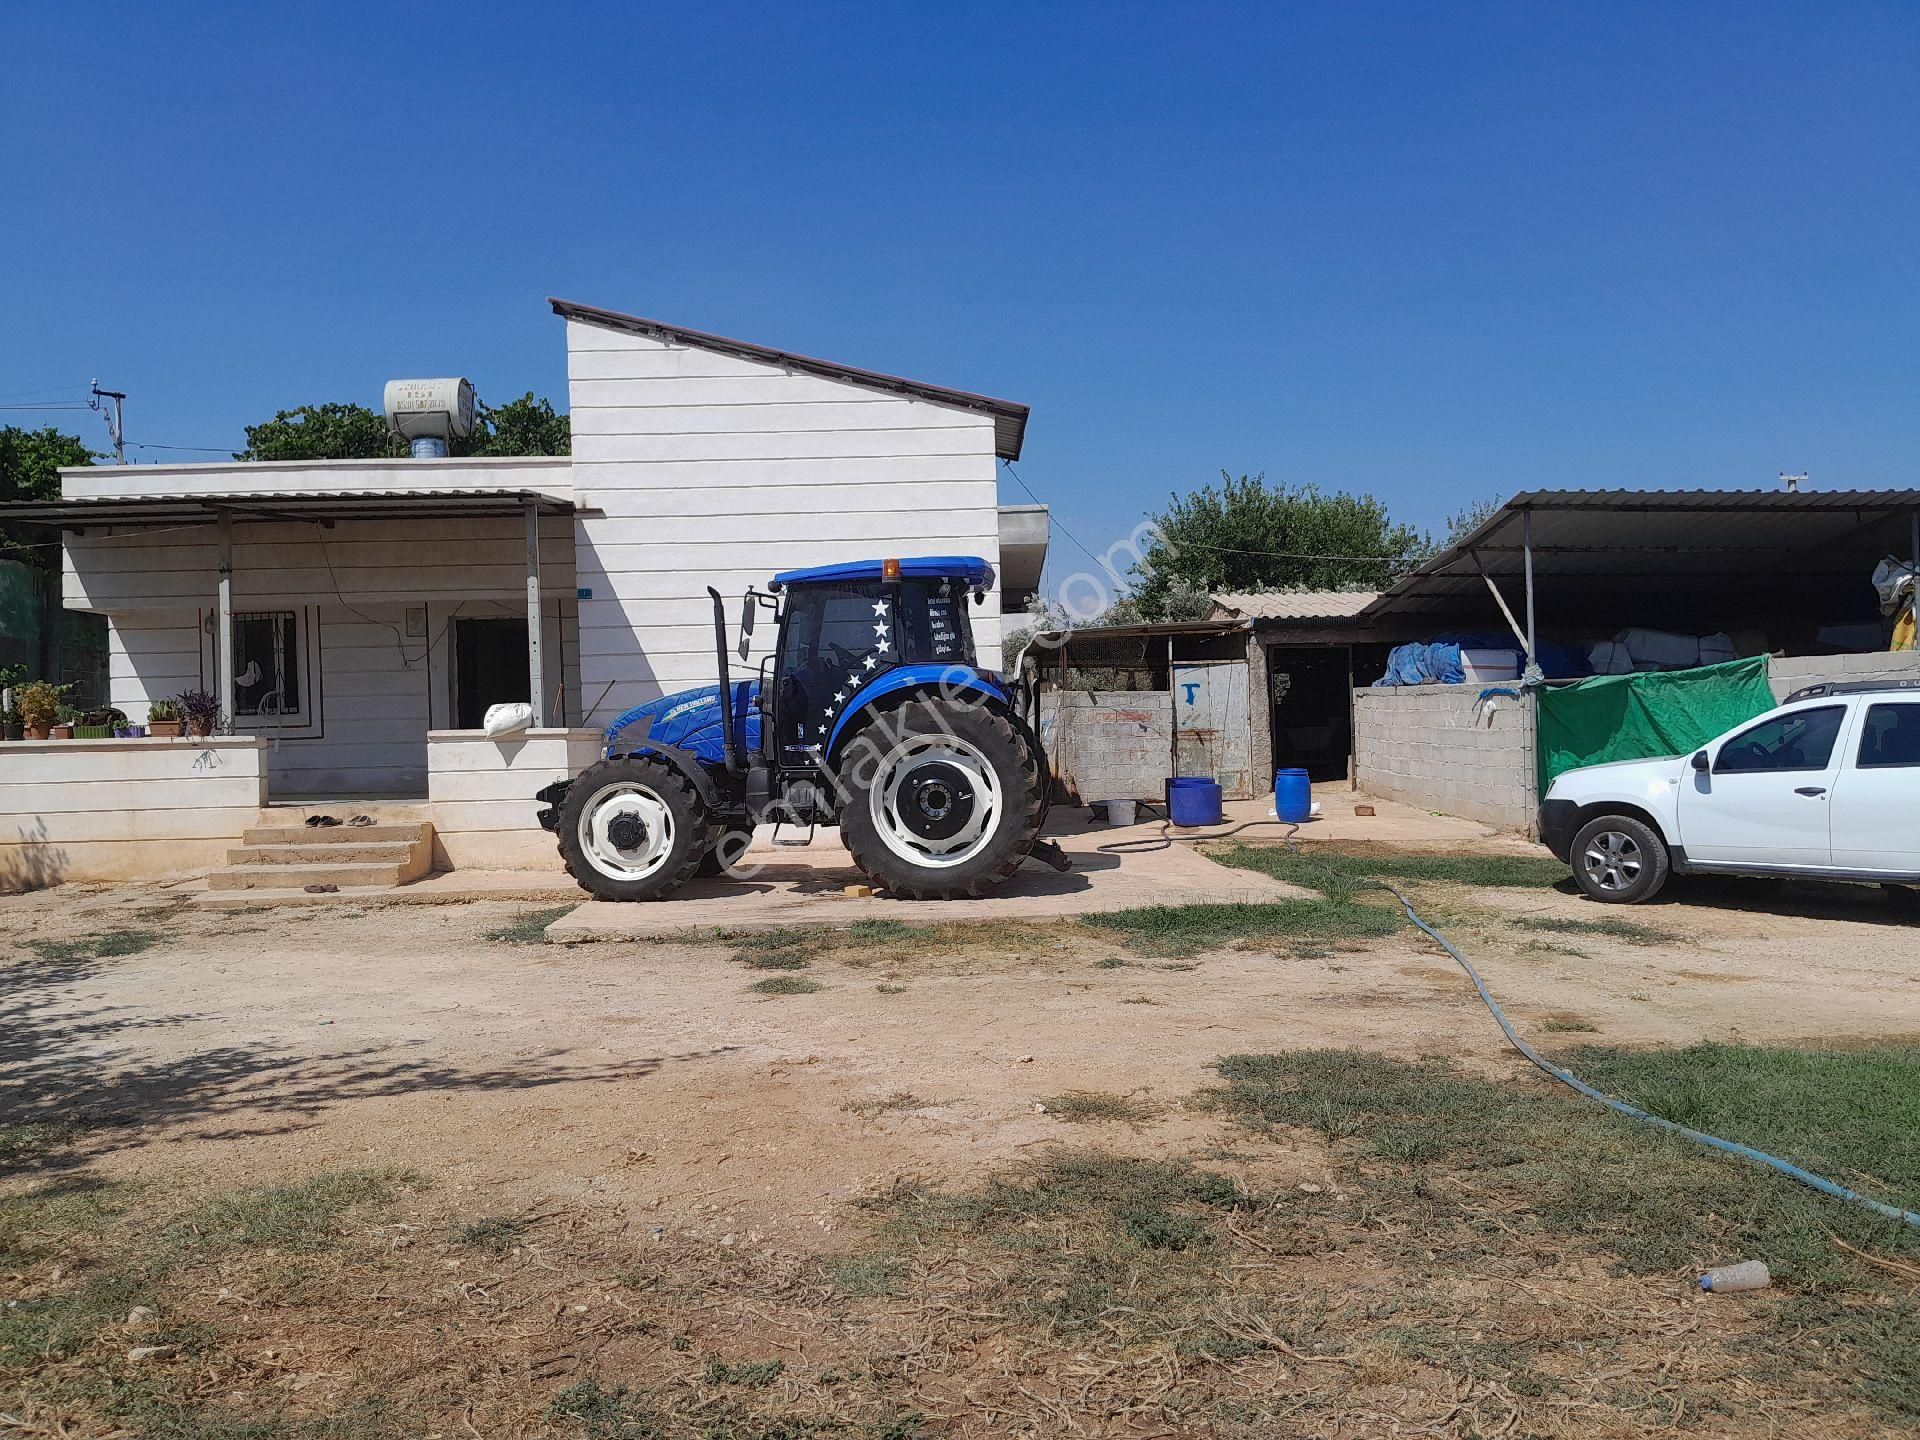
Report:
546,818,1309,942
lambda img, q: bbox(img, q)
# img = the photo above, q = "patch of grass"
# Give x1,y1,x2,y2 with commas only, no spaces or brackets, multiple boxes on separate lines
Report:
874,983,908,995
1205,1046,1920,1288
1039,1090,1160,1125
24,928,166,962
1092,956,1133,969
703,1356,786,1387
845,919,928,943
829,1253,904,1297
1540,1014,1600,1033
747,975,822,996
171,1169,413,1254
729,928,823,970
842,1092,931,1120
1513,914,1676,944
1086,897,1401,957
483,905,577,944
546,1377,667,1439
0,1119,84,1169
1215,842,1567,901
452,1214,529,1254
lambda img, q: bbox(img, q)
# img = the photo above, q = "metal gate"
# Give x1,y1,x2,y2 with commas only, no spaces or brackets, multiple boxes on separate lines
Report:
1172,661,1252,798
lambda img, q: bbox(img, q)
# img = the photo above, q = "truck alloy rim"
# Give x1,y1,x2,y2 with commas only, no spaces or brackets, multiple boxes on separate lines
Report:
1581,829,1642,893
579,781,675,881
869,734,1002,869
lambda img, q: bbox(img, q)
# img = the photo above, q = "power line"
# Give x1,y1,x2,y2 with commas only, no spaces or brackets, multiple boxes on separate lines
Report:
127,442,235,455
999,460,1110,573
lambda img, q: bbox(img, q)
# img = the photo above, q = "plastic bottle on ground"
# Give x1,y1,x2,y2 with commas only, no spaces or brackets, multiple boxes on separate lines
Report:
1699,1260,1771,1293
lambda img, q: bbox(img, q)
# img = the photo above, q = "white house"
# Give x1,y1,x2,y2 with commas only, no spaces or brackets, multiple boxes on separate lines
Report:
0,299,1046,887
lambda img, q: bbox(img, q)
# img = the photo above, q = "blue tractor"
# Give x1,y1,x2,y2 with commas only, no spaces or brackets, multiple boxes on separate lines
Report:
535,556,1066,901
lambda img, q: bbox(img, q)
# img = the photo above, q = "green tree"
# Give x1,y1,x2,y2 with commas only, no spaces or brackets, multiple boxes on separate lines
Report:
236,393,571,460
1,425,96,565
236,402,394,461
1131,472,1424,618
469,392,570,456
1438,494,1505,549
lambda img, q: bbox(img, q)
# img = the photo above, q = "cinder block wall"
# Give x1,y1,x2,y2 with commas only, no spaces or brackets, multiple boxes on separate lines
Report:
1768,650,1920,700
1353,687,1536,830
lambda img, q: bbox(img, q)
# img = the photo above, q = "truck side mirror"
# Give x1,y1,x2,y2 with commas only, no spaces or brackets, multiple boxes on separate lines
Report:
737,594,754,661
1691,750,1710,773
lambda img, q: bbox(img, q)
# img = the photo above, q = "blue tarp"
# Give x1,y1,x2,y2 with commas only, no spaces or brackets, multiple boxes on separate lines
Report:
1374,633,1586,687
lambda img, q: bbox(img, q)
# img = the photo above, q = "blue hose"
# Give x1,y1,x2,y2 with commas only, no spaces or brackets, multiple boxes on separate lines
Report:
1374,878,1920,1231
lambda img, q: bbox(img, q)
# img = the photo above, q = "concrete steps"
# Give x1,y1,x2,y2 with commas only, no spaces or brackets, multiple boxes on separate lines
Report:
202,820,433,898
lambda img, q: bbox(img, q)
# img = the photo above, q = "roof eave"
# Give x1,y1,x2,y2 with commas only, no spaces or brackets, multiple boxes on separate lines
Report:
550,297,1030,460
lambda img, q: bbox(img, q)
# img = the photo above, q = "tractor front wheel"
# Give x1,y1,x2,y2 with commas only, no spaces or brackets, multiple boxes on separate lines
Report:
837,698,1043,900
556,755,708,901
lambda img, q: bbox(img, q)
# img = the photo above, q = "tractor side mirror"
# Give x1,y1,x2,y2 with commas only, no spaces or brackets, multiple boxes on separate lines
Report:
1691,749,1710,773
738,593,755,661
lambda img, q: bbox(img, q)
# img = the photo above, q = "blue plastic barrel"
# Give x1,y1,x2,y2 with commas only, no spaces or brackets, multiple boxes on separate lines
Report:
1167,776,1224,827
1274,768,1312,823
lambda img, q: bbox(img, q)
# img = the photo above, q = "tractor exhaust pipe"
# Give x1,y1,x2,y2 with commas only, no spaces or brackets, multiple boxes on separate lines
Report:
707,586,745,776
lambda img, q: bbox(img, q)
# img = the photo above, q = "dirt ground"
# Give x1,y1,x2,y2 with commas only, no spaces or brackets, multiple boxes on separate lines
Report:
11,840,1920,1436
5,847,1917,1251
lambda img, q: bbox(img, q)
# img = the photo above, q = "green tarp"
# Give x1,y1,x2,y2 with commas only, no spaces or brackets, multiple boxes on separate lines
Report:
1536,655,1778,792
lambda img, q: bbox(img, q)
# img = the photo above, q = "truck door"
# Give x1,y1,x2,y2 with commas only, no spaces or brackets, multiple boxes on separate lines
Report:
1829,699,1920,875
1679,703,1850,868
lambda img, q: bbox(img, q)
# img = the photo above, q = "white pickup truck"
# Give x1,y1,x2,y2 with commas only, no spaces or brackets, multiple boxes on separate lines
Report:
1538,679,1920,903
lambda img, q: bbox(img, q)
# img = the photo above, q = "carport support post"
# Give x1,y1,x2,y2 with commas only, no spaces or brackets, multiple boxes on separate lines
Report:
525,499,546,727
215,509,234,727
1522,507,1538,674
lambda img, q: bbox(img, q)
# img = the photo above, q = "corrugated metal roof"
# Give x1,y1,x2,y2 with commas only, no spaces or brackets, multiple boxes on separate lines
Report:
551,298,1030,461
1368,488,1920,617
1210,590,1380,621
0,489,576,528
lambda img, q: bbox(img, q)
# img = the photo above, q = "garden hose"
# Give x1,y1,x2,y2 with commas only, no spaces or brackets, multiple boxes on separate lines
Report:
1136,818,1920,1232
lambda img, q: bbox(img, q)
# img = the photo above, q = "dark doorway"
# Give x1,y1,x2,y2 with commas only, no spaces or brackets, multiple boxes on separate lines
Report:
454,617,529,729
1266,645,1353,783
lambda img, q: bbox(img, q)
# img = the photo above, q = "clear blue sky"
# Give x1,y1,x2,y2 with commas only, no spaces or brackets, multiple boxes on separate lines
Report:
4,3,1916,591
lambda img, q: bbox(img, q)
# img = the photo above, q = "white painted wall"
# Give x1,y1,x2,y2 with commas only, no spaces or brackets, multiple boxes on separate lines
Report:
427,728,603,869
566,318,1007,725
0,737,267,889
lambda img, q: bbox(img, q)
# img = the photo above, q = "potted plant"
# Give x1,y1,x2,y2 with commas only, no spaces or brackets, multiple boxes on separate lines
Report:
0,664,24,740
75,706,125,740
52,703,80,740
176,688,223,738
16,681,65,741
146,698,183,738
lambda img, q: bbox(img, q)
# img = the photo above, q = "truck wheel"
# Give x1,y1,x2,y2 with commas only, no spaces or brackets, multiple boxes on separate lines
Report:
1568,814,1670,904
697,827,753,879
837,697,1043,900
556,755,707,901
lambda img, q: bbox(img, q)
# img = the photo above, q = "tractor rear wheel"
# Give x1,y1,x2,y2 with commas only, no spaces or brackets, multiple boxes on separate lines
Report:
556,755,708,901
837,698,1043,900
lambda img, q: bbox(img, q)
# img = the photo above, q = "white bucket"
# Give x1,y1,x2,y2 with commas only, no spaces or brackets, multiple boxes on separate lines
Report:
1105,799,1138,826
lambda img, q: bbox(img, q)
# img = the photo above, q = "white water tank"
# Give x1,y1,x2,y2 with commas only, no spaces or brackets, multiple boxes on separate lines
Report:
383,378,475,446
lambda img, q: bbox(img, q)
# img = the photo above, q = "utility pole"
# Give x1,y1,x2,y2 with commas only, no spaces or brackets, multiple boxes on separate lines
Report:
90,380,126,463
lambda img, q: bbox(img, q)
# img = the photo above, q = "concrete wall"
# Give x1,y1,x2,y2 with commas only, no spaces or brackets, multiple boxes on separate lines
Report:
565,316,1008,727
1040,691,1176,804
0,737,267,890
426,728,602,870
1768,649,1920,700
1353,686,1536,830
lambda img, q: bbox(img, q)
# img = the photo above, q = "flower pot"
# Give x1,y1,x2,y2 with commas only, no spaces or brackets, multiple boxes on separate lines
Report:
73,724,112,739
0,723,18,742
125,724,147,738
51,724,74,739
148,720,183,738
188,718,215,738
24,723,52,740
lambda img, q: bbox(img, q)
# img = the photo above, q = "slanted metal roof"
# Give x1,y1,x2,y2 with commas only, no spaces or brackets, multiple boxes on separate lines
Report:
551,298,1031,461
0,489,576,529
1210,590,1380,622
1368,488,1920,618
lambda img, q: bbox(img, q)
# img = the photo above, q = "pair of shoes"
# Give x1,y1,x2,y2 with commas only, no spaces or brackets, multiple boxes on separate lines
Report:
346,814,374,827
304,814,341,828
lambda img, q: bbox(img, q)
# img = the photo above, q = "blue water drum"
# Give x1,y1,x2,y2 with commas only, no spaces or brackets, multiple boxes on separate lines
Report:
1166,776,1224,827
1274,767,1312,823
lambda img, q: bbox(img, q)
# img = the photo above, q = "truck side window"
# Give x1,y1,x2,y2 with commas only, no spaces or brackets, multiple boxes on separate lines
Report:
1857,703,1920,769
1715,705,1844,774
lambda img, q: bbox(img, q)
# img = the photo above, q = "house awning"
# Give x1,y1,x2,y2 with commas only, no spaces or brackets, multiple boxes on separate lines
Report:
0,488,577,531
